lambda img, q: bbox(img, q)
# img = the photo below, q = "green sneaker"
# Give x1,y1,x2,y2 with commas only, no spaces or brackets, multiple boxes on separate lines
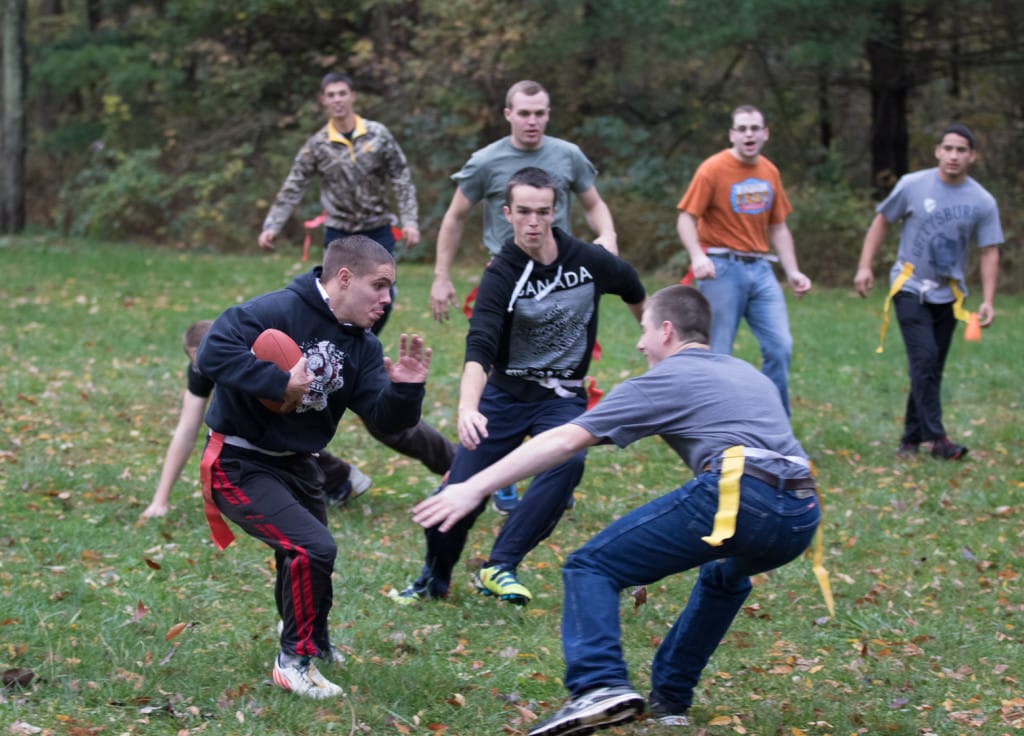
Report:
476,565,532,605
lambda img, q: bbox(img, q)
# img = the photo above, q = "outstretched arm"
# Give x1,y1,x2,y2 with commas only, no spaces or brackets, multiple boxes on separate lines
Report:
258,144,318,251
577,186,618,254
143,391,207,518
677,212,715,280
412,423,598,532
769,221,811,297
455,361,489,450
854,214,890,297
977,246,1000,326
431,189,474,322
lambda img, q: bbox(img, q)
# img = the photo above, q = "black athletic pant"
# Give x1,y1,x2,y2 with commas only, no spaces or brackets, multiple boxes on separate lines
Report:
209,443,336,660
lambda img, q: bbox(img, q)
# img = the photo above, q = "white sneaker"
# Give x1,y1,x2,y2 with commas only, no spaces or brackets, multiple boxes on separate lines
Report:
348,466,372,498
528,686,643,736
275,622,345,664
272,655,344,699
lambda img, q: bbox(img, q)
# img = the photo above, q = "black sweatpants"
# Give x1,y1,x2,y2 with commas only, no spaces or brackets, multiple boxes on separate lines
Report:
208,443,336,660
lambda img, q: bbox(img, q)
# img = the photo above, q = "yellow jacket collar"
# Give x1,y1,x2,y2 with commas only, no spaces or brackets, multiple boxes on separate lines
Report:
327,115,367,144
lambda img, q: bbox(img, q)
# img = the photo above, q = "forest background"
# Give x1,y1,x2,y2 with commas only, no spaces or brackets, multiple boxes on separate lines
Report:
4,0,1023,286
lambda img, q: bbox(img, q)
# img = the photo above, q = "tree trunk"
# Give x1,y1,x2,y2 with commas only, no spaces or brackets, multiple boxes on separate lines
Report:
86,0,102,30
865,2,910,199
1,0,28,233
817,68,832,151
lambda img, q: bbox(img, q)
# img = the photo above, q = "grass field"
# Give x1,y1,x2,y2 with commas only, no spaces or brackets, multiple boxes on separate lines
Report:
1,233,1021,736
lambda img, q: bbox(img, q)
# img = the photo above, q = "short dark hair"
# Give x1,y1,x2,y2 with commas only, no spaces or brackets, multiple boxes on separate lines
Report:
732,104,765,126
323,235,393,280
646,285,711,344
320,72,355,93
505,80,548,108
183,320,213,353
940,123,975,150
504,166,559,208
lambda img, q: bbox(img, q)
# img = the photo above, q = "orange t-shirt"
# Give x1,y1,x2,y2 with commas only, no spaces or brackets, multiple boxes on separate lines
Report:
676,149,792,254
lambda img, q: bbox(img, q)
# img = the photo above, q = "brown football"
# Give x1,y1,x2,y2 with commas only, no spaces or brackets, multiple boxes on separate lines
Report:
251,328,302,413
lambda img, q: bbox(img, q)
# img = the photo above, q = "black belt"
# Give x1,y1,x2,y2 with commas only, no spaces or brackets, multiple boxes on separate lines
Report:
709,252,762,264
703,463,817,495
742,464,817,493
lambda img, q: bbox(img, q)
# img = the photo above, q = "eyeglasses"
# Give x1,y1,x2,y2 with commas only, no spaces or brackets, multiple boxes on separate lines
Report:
732,125,764,134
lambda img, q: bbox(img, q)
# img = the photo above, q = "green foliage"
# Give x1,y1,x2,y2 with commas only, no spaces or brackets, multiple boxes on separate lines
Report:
786,179,875,285
61,147,174,240
18,0,1024,291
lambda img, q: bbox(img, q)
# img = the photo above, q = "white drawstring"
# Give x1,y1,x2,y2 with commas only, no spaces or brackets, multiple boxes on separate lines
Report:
507,260,535,313
506,261,563,313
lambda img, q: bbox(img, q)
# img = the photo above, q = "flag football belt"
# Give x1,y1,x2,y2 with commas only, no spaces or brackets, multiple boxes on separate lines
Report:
875,262,971,353
200,432,236,550
703,445,835,617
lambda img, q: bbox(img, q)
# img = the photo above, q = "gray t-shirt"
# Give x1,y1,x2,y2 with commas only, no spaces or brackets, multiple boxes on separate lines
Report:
878,167,1003,303
452,136,598,254
572,349,807,477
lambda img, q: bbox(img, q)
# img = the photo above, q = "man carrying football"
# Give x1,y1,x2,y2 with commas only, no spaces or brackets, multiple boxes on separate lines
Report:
196,235,431,699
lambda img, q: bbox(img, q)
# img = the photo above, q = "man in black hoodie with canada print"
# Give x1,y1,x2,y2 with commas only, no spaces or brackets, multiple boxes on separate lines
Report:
395,167,644,607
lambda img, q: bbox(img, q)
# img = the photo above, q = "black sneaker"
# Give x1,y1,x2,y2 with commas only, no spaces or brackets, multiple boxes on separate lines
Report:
895,442,919,458
930,437,968,460
390,577,448,607
528,685,644,736
326,466,372,507
646,693,690,726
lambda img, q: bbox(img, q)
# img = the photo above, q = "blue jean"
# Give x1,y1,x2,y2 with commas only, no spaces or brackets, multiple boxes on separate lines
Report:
560,472,820,711
894,293,957,443
698,256,793,413
325,224,396,335
413,385,588,592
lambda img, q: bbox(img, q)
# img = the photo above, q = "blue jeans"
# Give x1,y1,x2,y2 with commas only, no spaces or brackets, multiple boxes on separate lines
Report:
894,293,957,443
325,224,396,335
560,472,820,711
413,385,588,591
698,256,793,413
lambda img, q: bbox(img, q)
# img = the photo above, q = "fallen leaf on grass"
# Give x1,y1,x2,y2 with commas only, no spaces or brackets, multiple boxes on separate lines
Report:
8,721,43,735
164,622,191,641
513,704,537,722
132,600,149,623
385,715,411,734
2,668,36,689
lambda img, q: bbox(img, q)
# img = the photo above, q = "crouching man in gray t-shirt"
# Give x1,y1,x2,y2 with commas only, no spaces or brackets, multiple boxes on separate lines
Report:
412,284,821,736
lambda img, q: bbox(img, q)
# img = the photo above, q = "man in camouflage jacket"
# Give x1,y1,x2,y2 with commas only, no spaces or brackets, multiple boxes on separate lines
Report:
259,72,419,254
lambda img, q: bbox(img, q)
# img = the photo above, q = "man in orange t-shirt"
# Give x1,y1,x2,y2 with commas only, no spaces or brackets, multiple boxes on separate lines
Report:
675,104,811,414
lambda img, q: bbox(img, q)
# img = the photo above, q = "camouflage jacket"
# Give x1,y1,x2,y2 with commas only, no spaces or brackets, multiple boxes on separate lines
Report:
262,116,418,235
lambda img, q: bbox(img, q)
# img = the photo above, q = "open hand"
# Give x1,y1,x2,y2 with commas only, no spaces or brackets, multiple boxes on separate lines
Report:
412,482,480,532
384,333,431,383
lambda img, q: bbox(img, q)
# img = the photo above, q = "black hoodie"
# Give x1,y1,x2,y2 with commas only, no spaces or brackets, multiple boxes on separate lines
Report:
197,267,423,453
466,227,645,402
